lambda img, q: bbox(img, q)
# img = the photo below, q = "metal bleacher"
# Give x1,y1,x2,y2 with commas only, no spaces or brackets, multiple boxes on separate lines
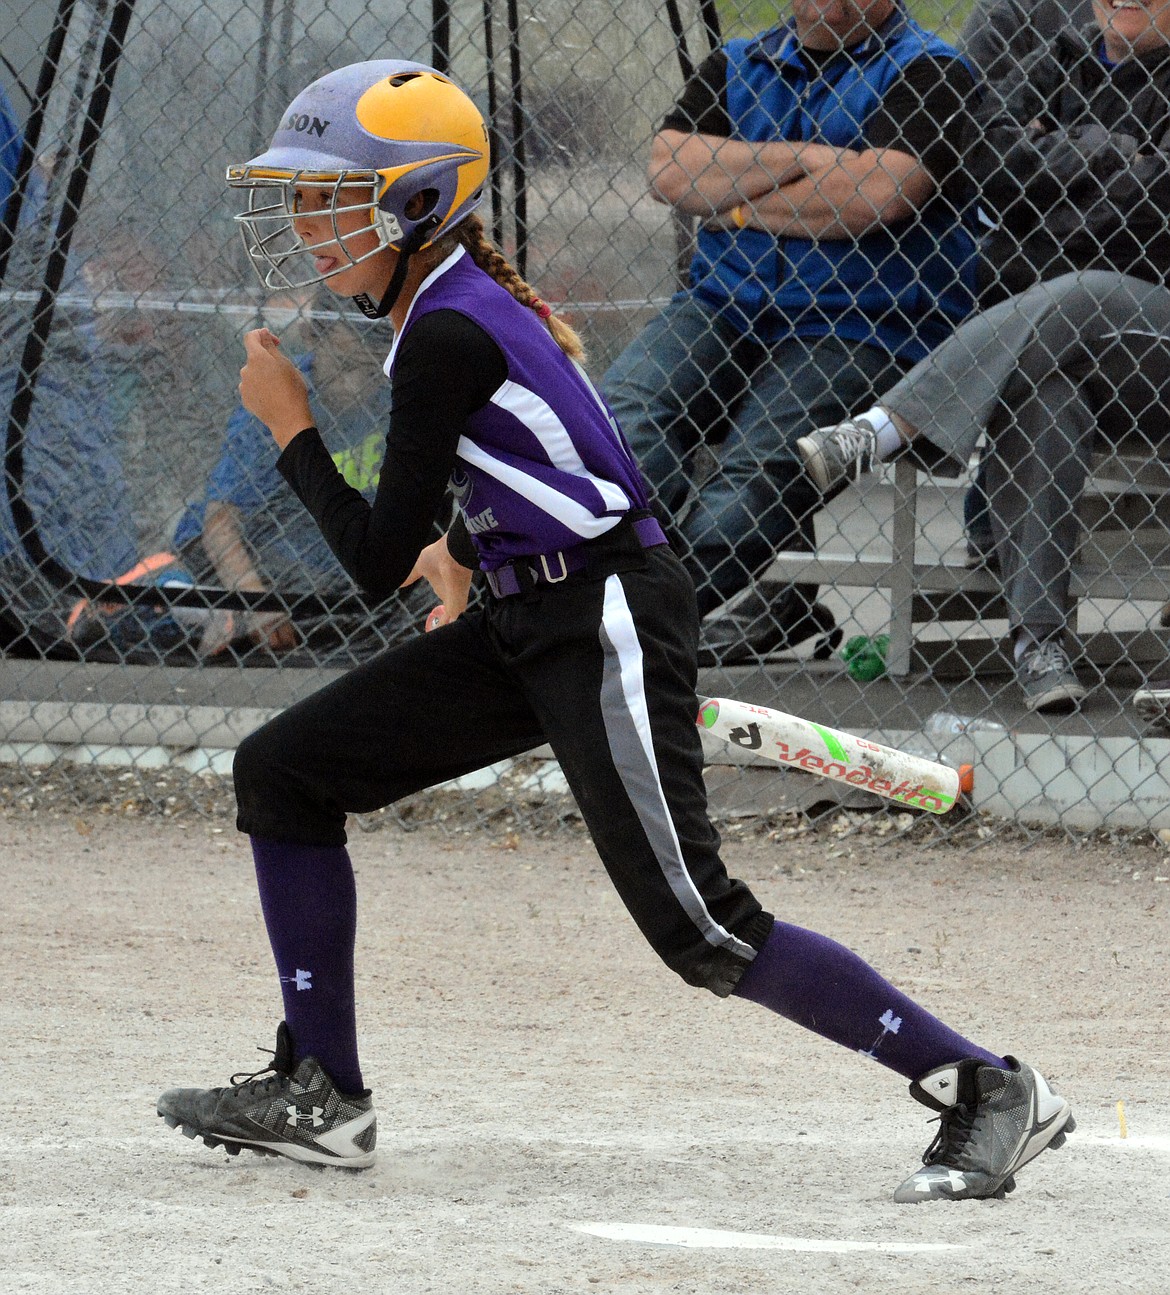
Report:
765,443,1170,678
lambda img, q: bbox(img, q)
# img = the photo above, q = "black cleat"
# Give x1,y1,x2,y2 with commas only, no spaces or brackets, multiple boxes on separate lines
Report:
894,1055,1073,1202
157,1022,376,1168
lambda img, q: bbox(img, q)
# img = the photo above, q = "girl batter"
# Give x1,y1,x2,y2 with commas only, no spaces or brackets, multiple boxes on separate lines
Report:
157,61,1072,1203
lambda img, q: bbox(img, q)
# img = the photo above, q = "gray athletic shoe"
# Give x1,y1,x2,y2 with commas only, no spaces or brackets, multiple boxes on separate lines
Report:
157,1023,376,1168
1017,638,1087,713
893,1056,1074,1203
796,416,878,495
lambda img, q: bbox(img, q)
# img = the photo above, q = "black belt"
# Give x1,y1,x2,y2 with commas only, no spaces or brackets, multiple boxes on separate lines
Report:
484,514,667,599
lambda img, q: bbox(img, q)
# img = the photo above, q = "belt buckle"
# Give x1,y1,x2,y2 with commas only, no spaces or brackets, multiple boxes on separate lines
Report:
538,551,569,584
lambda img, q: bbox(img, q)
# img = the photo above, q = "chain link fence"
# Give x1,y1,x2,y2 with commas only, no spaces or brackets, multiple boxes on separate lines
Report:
2,0,1169,835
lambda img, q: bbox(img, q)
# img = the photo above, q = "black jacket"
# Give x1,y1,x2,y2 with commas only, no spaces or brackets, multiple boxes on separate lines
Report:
966,24,1170,300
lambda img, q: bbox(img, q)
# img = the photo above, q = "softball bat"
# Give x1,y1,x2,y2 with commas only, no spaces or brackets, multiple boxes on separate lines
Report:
424,605,447,632
697,696,972,815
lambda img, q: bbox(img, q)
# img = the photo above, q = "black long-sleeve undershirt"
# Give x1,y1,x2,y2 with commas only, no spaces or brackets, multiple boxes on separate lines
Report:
276,309,506,599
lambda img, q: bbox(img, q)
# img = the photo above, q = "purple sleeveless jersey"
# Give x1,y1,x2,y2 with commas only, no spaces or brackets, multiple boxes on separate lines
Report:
384,247,652,570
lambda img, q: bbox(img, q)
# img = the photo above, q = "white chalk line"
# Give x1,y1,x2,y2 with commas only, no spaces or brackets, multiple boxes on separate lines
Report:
1075,1133,1170,1152
570,1222,963,1253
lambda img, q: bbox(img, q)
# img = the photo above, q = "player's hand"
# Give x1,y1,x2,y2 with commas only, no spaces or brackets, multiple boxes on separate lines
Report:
239,329,315,449
403,533,473,628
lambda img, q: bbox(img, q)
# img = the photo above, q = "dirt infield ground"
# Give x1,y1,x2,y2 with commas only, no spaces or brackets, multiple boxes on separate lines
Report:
2,805,1168,1295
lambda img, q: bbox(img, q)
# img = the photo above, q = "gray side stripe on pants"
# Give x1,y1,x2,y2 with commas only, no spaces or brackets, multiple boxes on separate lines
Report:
596,574,756,959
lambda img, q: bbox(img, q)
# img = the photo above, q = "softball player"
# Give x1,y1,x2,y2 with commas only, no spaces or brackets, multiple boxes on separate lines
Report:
157,61,1073,1202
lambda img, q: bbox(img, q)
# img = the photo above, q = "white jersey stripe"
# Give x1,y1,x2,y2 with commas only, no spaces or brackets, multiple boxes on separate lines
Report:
572,359,634,453
490,380,630,512
598,576,757,959
456,437,623,540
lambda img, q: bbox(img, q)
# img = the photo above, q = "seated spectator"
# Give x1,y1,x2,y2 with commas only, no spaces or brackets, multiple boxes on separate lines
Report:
960,0,1095,89
957,0,1098,568
0,318,235,664
0,83,228,664
799,0,1170,712
600,0,980,665
80,224,232,557
172,305,433,663
0,351,235,664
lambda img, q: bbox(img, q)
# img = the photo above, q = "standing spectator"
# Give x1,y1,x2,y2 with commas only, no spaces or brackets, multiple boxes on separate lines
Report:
601,0,980,664
799,0,1170,710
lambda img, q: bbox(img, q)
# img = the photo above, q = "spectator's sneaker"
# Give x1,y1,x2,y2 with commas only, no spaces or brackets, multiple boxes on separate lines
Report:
65,552,239,662
157,1023,376,1168
796,417,878,495
893,1056,1074,1203
965,546,1001,576
1017,638,1086,713
67,597,194,658
697,581,842,666
1132,681,1170,735
964,536,1000,575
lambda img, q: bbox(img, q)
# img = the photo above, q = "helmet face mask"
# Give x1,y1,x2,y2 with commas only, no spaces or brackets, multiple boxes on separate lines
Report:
227,61,488,292
228,169,395,291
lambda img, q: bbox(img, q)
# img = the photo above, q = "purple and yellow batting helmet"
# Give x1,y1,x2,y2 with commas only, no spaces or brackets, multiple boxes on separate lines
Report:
227,60,489,289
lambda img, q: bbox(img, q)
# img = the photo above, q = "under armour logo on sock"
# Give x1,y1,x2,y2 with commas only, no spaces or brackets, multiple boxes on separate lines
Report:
859,1008,904,1059
280,969,313,991
878,1008,902,1035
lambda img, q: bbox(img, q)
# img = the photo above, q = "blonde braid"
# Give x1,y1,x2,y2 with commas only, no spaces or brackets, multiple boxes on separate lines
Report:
443,215,586,362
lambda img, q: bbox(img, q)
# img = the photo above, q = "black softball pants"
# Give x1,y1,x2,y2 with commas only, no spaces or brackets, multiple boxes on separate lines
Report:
234,545,772,995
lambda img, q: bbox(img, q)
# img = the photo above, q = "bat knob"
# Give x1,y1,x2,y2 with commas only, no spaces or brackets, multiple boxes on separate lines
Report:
425,605,447,632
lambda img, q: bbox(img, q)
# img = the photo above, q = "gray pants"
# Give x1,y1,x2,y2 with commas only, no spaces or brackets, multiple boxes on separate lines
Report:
882,270,1170,636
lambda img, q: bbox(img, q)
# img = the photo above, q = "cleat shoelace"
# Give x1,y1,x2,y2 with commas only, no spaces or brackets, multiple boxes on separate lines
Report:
227,1046,287,1098
921,1102,978,1168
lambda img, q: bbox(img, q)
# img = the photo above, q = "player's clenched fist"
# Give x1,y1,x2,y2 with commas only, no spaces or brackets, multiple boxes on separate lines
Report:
239,328,315,449
402,532,473,628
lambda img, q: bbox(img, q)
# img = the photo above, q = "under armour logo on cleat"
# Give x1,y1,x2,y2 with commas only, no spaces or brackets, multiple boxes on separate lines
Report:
915,1168,968,1194
286,1104,325,1128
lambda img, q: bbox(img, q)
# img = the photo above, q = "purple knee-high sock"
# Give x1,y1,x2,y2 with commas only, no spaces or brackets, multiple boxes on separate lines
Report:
733,920,1006,1080
251,836,364,1094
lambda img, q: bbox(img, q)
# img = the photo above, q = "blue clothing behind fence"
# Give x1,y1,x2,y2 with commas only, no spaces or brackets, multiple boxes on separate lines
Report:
0,81,138,581
690,13,979,360
1,82,22,210
174,351,395,594
0,348,139,580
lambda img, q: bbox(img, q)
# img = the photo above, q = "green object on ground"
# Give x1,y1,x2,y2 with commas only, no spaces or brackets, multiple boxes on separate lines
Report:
841,634,890,681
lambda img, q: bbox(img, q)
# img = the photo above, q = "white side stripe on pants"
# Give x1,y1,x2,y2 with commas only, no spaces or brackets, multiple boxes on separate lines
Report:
597,574,757,958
